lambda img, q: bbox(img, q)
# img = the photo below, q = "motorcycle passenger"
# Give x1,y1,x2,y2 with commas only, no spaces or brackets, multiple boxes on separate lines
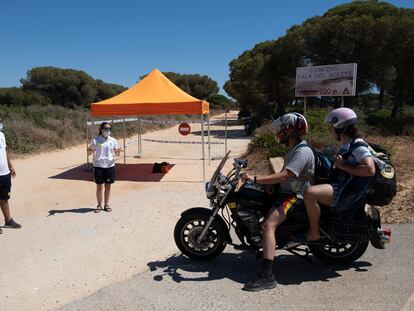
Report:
241,112,315,292
302,108,376,242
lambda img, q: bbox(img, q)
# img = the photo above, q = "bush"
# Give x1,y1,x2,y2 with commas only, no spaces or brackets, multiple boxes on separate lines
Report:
250,108,336,159
366,109,414,136
1,105,87,154
250,124,286,158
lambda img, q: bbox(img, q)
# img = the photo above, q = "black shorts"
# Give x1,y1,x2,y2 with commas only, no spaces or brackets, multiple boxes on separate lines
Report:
0,173,11,200
93,166,115,184
275,193,302,217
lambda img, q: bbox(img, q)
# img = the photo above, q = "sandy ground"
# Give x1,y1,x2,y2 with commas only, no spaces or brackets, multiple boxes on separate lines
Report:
0,111,250,311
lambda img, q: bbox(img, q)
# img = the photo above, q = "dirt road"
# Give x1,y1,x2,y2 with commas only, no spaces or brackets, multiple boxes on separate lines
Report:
0,111,249,311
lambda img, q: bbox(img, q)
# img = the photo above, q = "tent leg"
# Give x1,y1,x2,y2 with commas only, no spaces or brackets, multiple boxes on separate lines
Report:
201,115,205,182
137,116,139,157
207,114,211,165
138,116,142,157
123,117,126,164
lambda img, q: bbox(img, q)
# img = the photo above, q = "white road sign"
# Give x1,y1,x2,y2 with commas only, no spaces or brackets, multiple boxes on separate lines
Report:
295,63,357,97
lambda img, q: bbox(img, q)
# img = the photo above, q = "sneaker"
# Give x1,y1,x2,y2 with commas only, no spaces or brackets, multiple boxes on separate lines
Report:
242,274,278,292
4,218,22,229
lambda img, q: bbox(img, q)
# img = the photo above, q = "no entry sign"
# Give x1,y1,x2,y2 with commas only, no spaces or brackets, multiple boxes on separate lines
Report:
178,122,191,136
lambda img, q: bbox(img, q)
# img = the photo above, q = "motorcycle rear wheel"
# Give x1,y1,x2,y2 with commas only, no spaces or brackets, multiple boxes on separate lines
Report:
309,241,369,265
174,213,227,260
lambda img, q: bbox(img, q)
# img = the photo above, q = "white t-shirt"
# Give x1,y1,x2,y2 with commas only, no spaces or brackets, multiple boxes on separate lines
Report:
0,132,10,176
91,135,118,168
279,140,315,196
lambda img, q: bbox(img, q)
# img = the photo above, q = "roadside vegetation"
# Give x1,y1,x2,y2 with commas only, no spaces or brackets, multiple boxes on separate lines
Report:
225,1,414,126
229,1,414,224
0,67,237,155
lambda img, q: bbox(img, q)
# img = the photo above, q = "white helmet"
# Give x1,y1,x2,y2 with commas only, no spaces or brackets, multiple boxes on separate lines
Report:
272,112,308,136
324,108,357,130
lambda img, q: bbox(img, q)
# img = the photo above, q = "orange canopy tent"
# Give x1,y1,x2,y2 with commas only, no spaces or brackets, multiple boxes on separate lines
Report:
91,69,209,116
88,69,212,180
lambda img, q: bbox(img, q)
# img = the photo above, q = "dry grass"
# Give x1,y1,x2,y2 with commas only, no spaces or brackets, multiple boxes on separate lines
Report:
2,105,221,157
368,136,414,224
244,135,414,224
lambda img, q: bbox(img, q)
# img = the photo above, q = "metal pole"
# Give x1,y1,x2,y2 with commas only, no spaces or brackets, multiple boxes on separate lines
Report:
86,115,89,165
225,111,228,155
201,115,205,182
123,117,126,164
137,116,139,157
207,114,211,165
138,116,142,156
341,96,345,107
304,97,307,114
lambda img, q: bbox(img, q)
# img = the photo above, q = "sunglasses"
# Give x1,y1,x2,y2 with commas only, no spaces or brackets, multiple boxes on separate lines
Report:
102,128,111,131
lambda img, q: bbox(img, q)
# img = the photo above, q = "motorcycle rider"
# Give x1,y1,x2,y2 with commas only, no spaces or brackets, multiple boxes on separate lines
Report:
301,108,376,242
241,112,315,292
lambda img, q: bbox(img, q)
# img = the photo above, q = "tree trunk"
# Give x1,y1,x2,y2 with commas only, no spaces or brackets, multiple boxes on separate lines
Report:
378,87,384,109
391,82,404,117
334,97,341,108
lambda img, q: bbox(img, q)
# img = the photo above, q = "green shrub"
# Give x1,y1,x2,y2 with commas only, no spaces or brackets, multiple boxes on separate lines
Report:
366,109,414,136
250,125,287,158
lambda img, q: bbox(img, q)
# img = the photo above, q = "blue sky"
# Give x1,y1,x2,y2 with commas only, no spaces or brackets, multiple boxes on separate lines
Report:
0,0,413,94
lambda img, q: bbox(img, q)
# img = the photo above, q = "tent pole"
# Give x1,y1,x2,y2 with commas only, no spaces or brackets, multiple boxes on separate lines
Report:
86,114,89,165
201,114,205,182
207,114,211,165
138,116,142,157
137,116,139,158
123,117,126,164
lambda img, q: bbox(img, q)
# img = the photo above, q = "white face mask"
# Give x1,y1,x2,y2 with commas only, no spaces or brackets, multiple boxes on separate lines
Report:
102,130,111,138
0,122,3,131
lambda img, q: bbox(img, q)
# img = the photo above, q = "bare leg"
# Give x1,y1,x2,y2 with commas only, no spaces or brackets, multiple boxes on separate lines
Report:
262,207,287,260
243,206,287,291
104,184,111,207
304,184,334,240
0,200,11,221
96,184,104,207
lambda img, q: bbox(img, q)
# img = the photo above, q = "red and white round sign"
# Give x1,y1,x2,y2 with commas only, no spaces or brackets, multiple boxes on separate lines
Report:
178,122,191,136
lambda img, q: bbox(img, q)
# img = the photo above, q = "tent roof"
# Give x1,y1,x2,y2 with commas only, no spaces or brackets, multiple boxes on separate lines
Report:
91,69,209,116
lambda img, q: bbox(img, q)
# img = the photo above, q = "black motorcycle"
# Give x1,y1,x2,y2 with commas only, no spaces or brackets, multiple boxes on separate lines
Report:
174,151,391,264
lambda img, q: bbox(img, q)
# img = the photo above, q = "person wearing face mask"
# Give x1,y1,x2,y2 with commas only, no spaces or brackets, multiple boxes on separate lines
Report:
87,122,121,213
0,118,22,234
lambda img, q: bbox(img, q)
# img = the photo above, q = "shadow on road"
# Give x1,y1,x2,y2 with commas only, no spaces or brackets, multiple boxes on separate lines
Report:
49,163,173,182
191,129,250,139
47,208,97,216
147,251,372,286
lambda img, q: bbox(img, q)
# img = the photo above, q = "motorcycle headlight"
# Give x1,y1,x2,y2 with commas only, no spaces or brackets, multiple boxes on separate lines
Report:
205,182,217,199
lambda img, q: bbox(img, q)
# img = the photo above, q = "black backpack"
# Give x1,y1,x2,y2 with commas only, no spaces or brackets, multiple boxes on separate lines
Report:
348,140,397,206
298,144,333,184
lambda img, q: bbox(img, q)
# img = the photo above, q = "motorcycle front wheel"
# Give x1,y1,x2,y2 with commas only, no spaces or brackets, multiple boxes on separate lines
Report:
309,241,369,265
174,212,227,260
